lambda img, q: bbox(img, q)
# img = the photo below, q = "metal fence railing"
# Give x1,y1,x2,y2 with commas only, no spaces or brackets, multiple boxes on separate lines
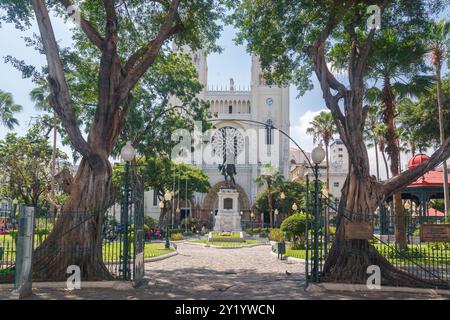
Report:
0,204,143,284
305,195,450,289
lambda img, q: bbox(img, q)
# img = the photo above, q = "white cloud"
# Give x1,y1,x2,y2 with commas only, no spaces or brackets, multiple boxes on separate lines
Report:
289,109,328,153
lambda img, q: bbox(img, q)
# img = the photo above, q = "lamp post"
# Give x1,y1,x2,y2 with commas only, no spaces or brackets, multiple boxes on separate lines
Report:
210,210,214,230
274,209,279,228
164,191,172,249
311,143,326,282
12,199,18,216
250,211,255,231
304,172,310,284
280,191,286,222
120,141,136,280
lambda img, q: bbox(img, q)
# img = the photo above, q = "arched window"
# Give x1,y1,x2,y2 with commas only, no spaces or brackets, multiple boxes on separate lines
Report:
229,105,233,114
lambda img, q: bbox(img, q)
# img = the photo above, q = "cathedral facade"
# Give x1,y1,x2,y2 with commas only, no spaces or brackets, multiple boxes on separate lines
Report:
144,49,290,227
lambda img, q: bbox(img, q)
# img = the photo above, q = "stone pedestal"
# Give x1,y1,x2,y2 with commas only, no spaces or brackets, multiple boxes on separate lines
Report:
213,188,242,232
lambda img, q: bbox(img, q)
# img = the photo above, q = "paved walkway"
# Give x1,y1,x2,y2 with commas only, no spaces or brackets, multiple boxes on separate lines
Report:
1,243,449,300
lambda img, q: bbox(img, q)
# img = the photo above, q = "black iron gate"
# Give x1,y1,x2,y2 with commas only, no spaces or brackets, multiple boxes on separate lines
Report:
305,194,450,289
0,202,19,283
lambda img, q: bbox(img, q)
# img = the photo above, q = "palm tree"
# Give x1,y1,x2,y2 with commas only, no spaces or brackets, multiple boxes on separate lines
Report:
306,111,336,192
255,163,284,228
0,90,22,129
427,19,450,219
366,28,434,249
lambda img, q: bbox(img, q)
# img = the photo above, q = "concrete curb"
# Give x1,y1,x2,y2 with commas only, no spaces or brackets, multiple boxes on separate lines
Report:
183,241,269,249
0,281,134,291
306,282,450,296
270,251,306,263
144,251,178,262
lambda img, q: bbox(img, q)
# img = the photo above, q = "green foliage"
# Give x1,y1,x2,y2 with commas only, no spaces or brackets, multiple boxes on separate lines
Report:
0,126,67,207
256,180,320,215
306,111,336,146
9,230,18,242
0,0,227,164
171,232,184,241
268,228,284,242
397,77,450,150
280,213,310,244
144,216,157,228
112,157,210,204
229,0,446,95
0,90,22,130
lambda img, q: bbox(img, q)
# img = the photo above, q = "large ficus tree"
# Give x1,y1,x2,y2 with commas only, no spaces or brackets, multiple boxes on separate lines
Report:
230,0,450,285
0,0,224,280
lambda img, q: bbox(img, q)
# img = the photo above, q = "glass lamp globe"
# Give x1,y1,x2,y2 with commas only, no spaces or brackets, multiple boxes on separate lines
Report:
250,212,255,218
280,192,286,200
164,191,172,201
121,141,136,162
311,143,326,164
292,202,298,211
274,209,279,215
12,199,18,205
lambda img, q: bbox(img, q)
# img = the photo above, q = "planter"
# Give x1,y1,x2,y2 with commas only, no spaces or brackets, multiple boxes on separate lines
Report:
272,241,286,259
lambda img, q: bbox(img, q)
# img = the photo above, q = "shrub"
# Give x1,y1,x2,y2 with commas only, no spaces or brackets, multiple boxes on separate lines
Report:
9,230,18,242
269,228,285,242
328,226,336,236
144,216,157,228
290,242,305,250
280,213,310,244
171,232,184,241
35,228,49,245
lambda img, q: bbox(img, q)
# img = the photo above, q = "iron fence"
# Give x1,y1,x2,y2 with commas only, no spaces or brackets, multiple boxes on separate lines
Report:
0,202,144,283
305,194,450,289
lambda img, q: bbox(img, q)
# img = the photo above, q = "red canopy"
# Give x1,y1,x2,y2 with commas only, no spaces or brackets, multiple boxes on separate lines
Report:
427,208,445,217
406,154,450,188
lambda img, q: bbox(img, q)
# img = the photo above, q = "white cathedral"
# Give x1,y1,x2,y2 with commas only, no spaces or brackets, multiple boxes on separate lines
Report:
144,48,291,227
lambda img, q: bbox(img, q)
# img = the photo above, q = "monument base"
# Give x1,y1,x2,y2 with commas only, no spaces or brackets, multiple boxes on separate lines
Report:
213,188,242,233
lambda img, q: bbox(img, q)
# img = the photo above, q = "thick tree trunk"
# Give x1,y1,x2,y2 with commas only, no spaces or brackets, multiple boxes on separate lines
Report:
33,158,115,281
383,78,407,250
322,170,430,286
379,142,390,179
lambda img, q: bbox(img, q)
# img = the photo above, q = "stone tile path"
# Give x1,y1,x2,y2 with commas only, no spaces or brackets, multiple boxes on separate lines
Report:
1,243,449,300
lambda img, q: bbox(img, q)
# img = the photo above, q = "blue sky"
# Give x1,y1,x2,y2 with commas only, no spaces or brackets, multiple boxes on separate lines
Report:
0,9,448,179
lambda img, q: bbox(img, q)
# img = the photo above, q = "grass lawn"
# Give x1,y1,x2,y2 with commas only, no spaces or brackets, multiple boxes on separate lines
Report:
191,239,262,247
284,243,450,266
102,242,173,262
211,232,241,238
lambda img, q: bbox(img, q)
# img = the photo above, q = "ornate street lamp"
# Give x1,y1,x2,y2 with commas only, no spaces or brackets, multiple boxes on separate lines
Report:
120,141,136,280
274,209,279,228
250,211,255,231
311,142,325,282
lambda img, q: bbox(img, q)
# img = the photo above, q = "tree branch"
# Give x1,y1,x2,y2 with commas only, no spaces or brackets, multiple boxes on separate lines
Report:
119,0,183,100
383,137,450,196
58,0,104,49
32,0,92,160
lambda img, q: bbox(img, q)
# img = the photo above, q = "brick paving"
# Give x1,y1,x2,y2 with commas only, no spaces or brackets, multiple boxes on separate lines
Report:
1,243,449,300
